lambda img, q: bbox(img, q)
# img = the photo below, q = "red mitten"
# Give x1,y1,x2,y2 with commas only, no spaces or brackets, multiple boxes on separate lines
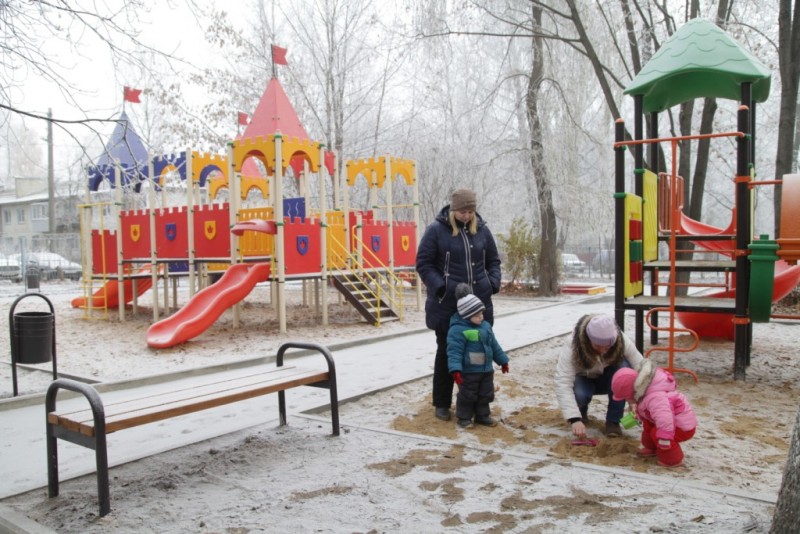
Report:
501,364,509,374
452,371,463,385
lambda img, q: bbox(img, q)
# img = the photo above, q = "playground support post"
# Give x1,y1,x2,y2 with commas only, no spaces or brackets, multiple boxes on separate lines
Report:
318,143,329,326
614,118,627,335
227,141,241,329
148,158,160,322
413,167,422,310
385,156,395,275
733,85,753,380
633,94,646,348
275,133,287,334
114,164,125,322
186,148,196,299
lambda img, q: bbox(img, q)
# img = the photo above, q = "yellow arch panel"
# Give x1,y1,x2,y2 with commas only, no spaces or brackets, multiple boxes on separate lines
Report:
282,136,321,173
391,158,416,186
346,157,386,188
192,151,229,184
232,136,276,175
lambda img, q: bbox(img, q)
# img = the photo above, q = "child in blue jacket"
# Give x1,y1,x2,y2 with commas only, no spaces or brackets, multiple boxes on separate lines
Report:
447,283,510,428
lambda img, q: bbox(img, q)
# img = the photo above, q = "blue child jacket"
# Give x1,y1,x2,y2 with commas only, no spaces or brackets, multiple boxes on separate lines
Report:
447,313,509,374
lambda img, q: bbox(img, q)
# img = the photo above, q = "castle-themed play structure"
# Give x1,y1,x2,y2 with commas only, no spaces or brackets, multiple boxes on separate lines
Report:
72,76,420,349
613,19,800,381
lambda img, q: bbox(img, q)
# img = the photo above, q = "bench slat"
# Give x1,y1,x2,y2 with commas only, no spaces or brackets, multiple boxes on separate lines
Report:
51,366,305,420
47,367,328,436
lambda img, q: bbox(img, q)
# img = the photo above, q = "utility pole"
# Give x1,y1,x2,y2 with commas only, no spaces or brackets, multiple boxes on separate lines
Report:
47,108,55,234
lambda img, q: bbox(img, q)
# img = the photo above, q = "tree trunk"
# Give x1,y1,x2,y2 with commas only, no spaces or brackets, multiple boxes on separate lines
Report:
527,5,558,296
770,403,800,532
773,0,800,237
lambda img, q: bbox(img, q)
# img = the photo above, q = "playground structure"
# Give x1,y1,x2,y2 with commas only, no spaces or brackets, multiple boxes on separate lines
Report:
613,19,800,381
73,77,421,348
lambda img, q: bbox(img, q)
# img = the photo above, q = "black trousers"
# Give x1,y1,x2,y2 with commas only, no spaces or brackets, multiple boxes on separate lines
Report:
432,324,453,408
455,372,495,420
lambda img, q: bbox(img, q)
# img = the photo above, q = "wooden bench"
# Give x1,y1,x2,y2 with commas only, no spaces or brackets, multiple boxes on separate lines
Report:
45,341,339,517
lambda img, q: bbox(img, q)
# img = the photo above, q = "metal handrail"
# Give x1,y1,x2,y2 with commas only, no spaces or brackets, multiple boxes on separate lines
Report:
327,233,403,323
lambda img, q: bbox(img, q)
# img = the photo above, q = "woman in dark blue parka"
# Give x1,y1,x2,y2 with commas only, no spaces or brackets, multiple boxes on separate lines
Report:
416,188,502,421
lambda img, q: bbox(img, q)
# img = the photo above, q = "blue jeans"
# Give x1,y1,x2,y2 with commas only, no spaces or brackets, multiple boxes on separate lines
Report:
573,361,630,423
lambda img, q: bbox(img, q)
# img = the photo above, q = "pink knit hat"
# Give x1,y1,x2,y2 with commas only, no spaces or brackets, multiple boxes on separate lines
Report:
611,368,638,401
586,314,618,346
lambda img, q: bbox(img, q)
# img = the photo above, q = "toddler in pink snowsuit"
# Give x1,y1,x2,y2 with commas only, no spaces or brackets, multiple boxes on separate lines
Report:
611,359,697,467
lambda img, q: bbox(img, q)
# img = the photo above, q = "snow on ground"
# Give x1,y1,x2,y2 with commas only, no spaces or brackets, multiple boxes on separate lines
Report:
0,277,797,532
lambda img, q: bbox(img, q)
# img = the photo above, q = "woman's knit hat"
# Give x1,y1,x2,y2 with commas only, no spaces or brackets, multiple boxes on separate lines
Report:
450,189,477,211
586,314,618,346
455,283,485,319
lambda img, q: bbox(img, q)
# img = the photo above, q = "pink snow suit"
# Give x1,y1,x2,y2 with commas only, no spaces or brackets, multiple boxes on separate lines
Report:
612,360,697,466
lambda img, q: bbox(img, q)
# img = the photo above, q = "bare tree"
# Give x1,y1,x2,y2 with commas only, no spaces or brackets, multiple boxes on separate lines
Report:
770,403,800,532
773,0,800,235
526,5,558,295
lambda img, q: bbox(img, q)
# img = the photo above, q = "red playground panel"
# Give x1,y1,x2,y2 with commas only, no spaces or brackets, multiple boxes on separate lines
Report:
120,209,151,260
360,219,390,268
194,204,231,259
393,221,417,267
92,230,118,274
284,217,321,275
155,206,189,258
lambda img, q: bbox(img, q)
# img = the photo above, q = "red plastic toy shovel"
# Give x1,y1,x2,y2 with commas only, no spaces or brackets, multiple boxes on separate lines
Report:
571,438,599,447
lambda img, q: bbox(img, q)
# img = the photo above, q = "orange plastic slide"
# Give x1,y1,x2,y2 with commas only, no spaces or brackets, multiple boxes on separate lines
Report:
146,263,271,349
71,267,154,309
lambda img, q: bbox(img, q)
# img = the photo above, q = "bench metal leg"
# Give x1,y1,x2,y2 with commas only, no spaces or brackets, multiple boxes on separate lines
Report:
46,379,112,517
277,342,340,436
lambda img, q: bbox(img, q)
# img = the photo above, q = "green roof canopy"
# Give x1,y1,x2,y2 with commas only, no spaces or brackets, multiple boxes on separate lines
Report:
624,18,771,113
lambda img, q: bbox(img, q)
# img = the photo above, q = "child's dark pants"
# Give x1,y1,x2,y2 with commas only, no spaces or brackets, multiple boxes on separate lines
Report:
456,372,495,421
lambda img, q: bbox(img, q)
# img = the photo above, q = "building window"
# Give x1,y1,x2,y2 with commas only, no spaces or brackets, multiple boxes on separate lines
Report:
32,204,47,220
2,210,10,224
16,208,25,223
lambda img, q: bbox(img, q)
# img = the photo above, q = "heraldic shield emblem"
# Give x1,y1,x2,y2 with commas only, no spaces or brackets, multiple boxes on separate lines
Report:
204,221,217,240
401,235,410,251
130,224,141,243
165,223,177,241
296,236,309,255
371,235,381,253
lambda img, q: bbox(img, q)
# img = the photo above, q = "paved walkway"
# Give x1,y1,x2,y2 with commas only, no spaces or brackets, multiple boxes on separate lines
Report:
0,294,613,500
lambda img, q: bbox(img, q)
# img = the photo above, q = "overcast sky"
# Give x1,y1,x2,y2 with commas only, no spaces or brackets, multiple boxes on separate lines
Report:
2,1,252,182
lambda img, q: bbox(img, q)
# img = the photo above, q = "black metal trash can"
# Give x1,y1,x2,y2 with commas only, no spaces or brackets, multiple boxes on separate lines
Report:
14,311,54,364
26,266,40,290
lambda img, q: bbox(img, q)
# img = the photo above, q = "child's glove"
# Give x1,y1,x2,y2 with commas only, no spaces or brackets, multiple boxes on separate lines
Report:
501,363,509,374
657,439,672,449
452,371,463,385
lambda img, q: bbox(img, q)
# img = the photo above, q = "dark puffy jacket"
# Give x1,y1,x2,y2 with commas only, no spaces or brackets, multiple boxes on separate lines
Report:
416,205,502,330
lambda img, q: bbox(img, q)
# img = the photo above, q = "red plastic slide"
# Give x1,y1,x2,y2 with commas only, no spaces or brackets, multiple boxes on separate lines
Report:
673,211,800,338
676,260,800,339
71,267,154,309
146,263,271,349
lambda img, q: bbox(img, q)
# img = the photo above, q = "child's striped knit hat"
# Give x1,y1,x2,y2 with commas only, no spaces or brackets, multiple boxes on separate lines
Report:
455,283,485,319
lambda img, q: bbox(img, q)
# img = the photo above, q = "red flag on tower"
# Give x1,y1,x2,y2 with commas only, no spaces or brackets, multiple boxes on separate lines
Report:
238,112,249,126
271,45,288,66
123,86,142,103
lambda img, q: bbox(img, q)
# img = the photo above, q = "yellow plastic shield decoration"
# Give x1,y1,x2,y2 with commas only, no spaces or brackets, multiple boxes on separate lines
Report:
130,224,141,243
204,221,217,240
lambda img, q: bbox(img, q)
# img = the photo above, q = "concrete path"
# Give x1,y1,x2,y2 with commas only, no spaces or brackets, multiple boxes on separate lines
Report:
0,294,613,500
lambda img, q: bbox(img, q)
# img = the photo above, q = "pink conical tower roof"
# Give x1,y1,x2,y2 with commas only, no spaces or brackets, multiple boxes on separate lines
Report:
243,77,309,140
